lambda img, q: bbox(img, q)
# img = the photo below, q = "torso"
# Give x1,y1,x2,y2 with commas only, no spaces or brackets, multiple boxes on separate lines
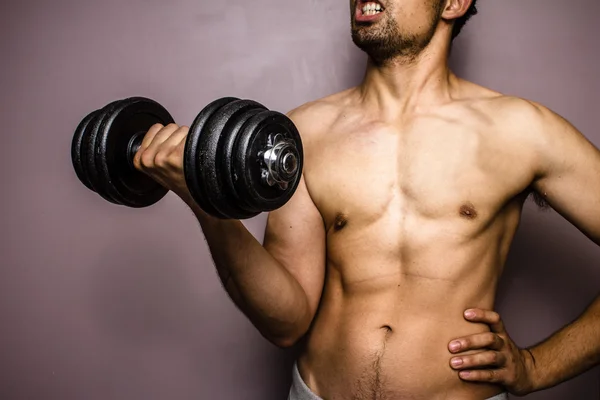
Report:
296,83,540,399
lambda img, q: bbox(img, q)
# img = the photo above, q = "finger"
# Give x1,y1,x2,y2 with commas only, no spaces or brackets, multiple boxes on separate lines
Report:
140,123,166,150
450,350,506,370
153,127,189,167
464,308,505,333
457,369,505,384
157,126,188,151
448,332,504,353
174,128,189,150
145,123,181,151
135,124,180,171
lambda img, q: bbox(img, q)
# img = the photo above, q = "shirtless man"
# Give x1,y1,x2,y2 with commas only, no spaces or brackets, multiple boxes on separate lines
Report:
132,0,600,398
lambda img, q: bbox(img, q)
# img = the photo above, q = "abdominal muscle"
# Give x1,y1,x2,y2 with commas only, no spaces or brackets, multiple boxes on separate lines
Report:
297,226,509,400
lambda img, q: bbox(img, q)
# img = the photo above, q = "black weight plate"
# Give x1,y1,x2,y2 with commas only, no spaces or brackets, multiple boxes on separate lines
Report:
85,100,123,204
200,99,267,219
185,97,238,218
233,110,303,212
72,109,101,192
95,97,174,208
220,107,266,215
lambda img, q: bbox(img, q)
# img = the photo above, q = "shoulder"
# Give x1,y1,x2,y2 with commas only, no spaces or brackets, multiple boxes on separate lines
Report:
455,83,574,146
483,95,559,127
452,79,554,124
484,96,582,156
461,84,568,134
464,88,593,179
452,80,588,168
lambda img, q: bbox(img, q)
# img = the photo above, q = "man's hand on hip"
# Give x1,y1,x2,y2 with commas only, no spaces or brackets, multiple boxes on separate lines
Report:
448,309,537,396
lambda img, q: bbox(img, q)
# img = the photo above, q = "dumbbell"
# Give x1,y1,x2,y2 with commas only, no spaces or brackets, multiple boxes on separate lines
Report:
71,97,303,219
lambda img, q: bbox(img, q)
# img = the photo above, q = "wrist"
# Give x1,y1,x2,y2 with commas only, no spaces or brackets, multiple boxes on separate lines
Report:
520,347,540,394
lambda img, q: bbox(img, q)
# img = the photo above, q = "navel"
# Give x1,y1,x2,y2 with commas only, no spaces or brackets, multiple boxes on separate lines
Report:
459,203,478,220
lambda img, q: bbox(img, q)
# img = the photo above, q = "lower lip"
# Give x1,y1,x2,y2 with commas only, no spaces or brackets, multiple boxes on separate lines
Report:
355,7,384,23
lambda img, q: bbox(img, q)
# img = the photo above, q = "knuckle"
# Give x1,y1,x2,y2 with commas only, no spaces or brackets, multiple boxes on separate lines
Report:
132,150,141,165
166,153,181,167
498,352,507,365
140,151,155,168
154,151,169,167
463,370,479,381
169,131,185,143
497,335,505,347
174,127,189,140
471,371,484,381
459,355,471,367
490,312,501,323
484,332,496,344
508,340,516,351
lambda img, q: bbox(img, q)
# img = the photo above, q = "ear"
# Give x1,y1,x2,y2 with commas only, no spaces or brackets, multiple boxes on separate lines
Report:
441,0,473,21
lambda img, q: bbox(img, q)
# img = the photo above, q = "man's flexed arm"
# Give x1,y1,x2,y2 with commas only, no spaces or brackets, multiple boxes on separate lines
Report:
193,173,325,348
134,108,326,348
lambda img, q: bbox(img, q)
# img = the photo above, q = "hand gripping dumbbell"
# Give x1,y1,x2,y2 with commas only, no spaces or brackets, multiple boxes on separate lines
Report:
71,97,303,219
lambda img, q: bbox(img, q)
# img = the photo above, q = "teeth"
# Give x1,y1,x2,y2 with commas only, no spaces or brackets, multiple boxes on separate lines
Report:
361,2,382,15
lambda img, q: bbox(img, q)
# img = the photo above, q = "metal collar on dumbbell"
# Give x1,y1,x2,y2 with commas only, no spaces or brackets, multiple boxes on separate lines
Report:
259,133,299,190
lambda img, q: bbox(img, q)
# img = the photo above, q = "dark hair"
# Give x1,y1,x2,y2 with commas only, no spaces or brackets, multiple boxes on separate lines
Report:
452,0,478,40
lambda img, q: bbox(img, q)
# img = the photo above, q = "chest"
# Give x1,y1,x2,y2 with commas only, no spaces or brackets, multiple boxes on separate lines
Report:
304,119,534,230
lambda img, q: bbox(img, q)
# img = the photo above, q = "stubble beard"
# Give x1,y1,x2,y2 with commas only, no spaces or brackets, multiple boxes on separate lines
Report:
351,4,443,66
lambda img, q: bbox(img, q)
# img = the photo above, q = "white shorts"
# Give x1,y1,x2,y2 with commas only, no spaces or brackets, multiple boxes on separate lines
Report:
288,362,509,400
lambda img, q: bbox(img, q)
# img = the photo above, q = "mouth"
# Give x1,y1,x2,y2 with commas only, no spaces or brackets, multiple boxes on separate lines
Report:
355,0,385,22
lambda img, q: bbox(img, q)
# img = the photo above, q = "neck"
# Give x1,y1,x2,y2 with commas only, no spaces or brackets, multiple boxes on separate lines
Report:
357,34,458,118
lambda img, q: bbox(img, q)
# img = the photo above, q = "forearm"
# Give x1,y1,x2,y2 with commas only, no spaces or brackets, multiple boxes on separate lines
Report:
190,202,311,346
527,295,600,392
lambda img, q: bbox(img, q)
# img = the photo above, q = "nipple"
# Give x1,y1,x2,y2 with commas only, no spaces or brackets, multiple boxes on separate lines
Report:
333,214,348,231
459,203,478,219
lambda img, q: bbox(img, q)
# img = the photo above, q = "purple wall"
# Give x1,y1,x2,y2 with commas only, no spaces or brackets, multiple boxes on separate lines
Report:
1,0,598,398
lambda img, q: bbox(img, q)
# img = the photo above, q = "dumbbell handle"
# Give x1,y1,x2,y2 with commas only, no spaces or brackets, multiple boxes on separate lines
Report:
125,126,300,190
126,131,146,171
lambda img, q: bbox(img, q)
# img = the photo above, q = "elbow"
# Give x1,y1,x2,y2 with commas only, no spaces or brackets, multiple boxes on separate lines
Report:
269,332,305,349
262,294,315,348
271,338,296,349
263,317,312,349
